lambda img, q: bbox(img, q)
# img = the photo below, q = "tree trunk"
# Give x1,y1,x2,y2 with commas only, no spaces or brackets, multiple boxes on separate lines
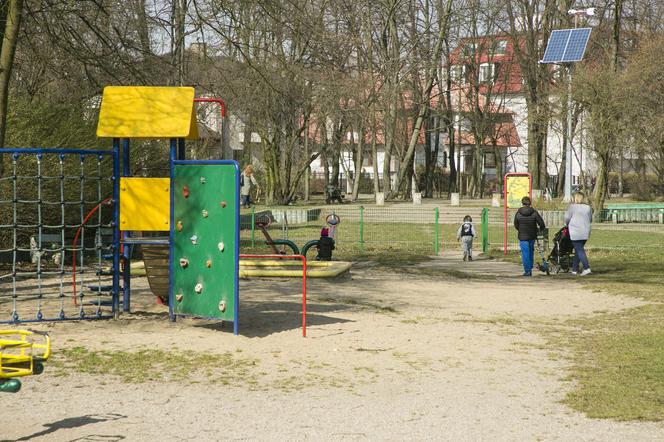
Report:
472,143,483,198
134,0,152,57
382,86,397,195
351,123,365,201
592,154,610,222
303,122,310,201
171,0,186,85
371,118,380,194
424,114,438,198
0,0,23,175
493,145,503,195
446,114,457,194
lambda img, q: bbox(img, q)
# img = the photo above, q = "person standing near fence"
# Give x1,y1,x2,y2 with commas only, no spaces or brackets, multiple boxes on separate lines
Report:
514,196,546,276
564,192,593,275
240,164,259,208
456,215,476,261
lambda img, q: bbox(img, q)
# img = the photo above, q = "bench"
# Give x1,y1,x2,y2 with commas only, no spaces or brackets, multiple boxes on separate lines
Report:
30,228,114,264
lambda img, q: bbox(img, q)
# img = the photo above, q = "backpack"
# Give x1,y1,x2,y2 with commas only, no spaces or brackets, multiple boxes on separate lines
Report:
240,174,245,186
461,222,473,236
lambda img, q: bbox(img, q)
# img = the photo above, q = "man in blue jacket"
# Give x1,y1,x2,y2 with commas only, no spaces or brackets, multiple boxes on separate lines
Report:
514,196,546,276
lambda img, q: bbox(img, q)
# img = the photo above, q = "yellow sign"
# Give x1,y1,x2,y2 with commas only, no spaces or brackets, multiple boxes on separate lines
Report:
97,86,199,139
505,175,531,208
120,178,170,231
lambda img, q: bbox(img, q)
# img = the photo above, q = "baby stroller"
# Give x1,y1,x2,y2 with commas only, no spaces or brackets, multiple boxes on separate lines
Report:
547,225,575,274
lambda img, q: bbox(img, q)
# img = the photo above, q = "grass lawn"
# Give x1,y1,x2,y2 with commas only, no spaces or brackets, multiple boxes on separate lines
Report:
495,235,664,421
560,245,664,420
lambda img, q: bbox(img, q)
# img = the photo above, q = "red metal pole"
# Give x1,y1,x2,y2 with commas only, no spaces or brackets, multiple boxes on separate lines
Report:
194,97,226,118
504,174,508,254
301,256,307,338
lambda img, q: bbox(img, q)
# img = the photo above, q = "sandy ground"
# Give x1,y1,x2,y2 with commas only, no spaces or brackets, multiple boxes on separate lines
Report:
1,253,663,441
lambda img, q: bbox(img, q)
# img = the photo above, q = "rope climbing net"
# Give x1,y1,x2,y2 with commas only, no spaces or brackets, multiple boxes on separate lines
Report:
0,149,118,323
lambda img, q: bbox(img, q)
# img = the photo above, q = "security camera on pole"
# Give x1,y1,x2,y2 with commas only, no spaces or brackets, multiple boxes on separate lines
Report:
540,7,594,201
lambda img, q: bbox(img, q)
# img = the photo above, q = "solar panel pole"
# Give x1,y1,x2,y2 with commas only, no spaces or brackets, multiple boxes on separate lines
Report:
564,8,594,201
564,64,574,202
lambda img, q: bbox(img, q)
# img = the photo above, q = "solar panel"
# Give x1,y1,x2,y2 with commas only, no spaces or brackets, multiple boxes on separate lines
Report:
563,28,591,61
541,30,571,63
541,28,591,63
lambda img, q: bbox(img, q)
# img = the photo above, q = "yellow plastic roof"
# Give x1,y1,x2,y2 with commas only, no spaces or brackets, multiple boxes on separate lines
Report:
96,86,199,139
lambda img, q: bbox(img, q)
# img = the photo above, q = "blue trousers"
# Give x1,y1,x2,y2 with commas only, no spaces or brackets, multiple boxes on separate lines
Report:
519,240,535,273
241,194,251,208
572,240,590,271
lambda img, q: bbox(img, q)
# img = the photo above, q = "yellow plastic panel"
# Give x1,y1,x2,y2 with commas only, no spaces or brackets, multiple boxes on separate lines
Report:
97,86,199,139
120,178,170,231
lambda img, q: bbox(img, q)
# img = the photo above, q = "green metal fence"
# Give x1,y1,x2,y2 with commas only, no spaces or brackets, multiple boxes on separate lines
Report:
237,205,664,260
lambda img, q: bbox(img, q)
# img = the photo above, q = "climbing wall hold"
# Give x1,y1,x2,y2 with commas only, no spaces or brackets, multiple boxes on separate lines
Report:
218,301,226,312
202,209,209,218
200,177,206,184
176,294,184,303
176,220,183,232
182,186,190,198
206,259,212,268
190,234,198,245
179,258,189,268
194,283,203,294
217,242,225,252
220,201,227,208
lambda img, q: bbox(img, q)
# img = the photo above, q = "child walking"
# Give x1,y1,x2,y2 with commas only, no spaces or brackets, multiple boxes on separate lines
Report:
456,215,476,261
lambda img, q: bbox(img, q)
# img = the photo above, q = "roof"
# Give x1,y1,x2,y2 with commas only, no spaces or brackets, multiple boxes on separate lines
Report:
443,122,522,148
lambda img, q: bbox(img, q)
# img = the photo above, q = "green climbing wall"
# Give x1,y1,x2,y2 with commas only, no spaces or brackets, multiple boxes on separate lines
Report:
171,163,238,321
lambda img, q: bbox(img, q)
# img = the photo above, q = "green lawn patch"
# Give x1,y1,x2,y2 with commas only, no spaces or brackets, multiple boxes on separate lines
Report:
51,347,258,385
564,304,664,420
493,241,664,420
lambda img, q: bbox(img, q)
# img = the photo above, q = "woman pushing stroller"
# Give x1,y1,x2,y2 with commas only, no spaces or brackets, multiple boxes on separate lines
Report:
564,192,592,276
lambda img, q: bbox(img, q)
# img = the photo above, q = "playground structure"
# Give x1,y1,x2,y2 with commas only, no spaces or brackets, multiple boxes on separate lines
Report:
0,86,250,334
0,330,51,393
253,212,342,259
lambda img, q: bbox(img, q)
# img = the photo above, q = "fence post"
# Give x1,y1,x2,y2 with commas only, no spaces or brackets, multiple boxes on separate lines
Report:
251,206,255,247
434,207,439,255
481,207,489,254
359,206,364,253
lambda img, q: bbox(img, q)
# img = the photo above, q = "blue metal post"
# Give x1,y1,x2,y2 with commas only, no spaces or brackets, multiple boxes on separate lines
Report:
233,161,240,335
122,139,131,312
169,138,177,322
111,139,121,318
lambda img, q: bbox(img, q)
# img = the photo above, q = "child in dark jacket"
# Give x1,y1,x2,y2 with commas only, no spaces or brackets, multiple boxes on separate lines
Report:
316,227,335,261
514,196,546,276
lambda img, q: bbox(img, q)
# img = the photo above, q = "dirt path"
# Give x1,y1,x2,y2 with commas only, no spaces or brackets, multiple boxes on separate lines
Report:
2,253,663,441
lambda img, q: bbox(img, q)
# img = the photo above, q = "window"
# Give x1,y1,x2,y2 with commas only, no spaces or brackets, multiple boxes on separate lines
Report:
484,152,497,168
479,63,495,83
450,65,463,82
494,40,507,55
463,43,477,57
493,62,502,82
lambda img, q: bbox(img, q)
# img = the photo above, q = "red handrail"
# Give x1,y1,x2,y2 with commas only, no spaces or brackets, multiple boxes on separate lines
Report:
72,197,112,306
239,254,307,337
194,97,226,118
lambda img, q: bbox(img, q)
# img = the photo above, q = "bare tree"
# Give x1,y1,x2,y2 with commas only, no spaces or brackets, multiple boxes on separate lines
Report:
0,0,24,173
